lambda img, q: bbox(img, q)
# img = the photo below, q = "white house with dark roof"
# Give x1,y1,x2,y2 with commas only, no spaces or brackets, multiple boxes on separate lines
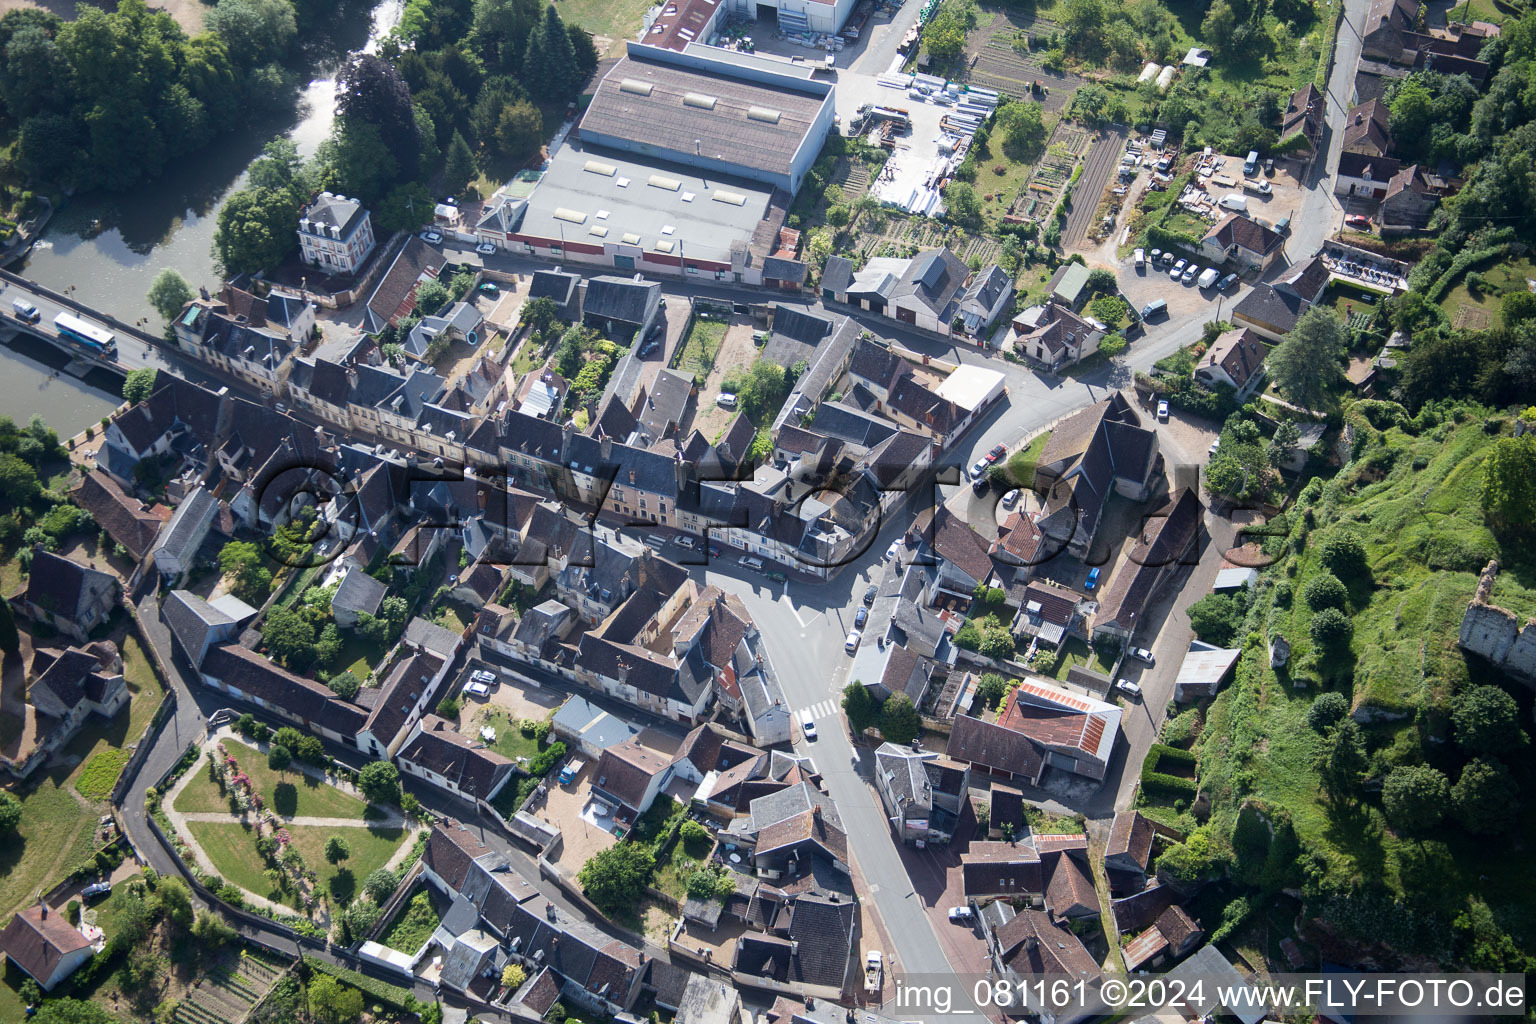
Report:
151,486,218,585
1194,327,1268,399
1009,303,1104,371
397,715,517,803
161,590,243,669
1200,213,1285,272
1232,255,1329,342
10,549,119,644
0,904,94,991
299,192,376,274
872,743,970,845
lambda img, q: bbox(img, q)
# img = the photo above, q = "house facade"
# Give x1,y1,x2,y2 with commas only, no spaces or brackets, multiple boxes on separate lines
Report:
298,193,376,274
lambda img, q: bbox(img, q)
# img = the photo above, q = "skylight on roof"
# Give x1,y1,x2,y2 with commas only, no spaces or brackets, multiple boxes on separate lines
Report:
661,225,675,235
619,79,654,95
684,92,718,110
621,232,642,245
654,239,676,253
589,226,609,237
648,174,682,191
584,160,617,176
747,106,782,123
596,210,610,219
712,189,747,206
553,208,587,224
681,192,696,202
616,177,630,188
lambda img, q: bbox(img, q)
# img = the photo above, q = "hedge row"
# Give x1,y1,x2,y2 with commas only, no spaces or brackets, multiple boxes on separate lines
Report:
1141,743,1198,799
1423,241,1511,304
1144,743,1198,771
306,959,417,1011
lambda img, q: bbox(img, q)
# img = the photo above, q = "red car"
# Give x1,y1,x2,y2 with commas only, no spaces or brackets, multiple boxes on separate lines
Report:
985,443,1007,463
1345,214,1373,232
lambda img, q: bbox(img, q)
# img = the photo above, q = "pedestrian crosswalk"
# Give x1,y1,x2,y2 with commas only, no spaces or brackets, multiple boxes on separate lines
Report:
799,699,839,723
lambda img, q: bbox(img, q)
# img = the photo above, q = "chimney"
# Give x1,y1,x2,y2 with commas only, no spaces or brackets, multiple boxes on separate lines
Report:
629,470,637,485
600,435,614,462
478,489,487,510
1025,935,1039,952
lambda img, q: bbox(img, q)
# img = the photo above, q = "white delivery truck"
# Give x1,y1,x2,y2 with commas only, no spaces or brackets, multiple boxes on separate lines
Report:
1197,268,1221,289
1218,194,1249,213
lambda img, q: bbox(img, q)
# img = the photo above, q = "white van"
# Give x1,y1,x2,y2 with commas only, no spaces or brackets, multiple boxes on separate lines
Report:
1243,150,1259,175
1197,268,1221,289
716,393,738,408
10,298,40,324
1133,248,1146,269
1218,194,1249,213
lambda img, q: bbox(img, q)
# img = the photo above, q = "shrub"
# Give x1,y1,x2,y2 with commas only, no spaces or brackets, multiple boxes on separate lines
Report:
679,820,710,846
1382,764,1449,833
1307,691,1350,732
1308,607,1353,649
1302,572,1347,611
1319,533,1369,580
437,697,461,718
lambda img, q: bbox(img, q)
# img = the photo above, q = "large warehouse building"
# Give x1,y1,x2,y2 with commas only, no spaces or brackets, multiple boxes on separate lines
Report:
476,42,833,285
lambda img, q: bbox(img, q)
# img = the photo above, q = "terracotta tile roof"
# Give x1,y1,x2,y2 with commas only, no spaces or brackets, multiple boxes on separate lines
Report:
1106,810,1155,871
1045,852,1097,917
70,469,168,560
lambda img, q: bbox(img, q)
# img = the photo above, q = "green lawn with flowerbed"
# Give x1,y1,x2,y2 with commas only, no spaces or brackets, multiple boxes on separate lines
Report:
175,741,371,820
187,819,408,908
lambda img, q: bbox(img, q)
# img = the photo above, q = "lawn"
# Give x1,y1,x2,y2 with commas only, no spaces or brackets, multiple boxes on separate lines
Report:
478,714,546,763
511,334,549,376
674,318,727,380
188,820,408,908
73,749,129,800
331,632,386,682
379,886,441,954
551,0,653,53
1034,636,1115,680
651,831,715,903
1437,256,1536,328
0,775,98,919
1007,429,1051,488
174,741,371,820
1324,280,1391,321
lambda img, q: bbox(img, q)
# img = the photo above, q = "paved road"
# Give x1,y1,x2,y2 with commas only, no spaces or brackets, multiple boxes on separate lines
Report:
0,276,162,373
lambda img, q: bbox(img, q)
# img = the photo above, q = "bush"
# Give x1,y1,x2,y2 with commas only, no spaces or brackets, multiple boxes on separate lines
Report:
1381,764,1449,833
1319,533,1369,580
1308,607,1353,649
436,697,460,718
679,820,710,846
1302,572,1347,611
1307,691,1350,732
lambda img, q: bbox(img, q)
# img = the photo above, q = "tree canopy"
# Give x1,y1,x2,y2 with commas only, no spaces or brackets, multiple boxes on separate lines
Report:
1270,307,1346,412
1381,764,1449,833
147,270,194,324
358,760,401,804
578,843,655,915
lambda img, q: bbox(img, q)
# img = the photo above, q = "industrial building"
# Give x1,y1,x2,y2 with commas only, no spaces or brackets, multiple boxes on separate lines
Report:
477,43,832,284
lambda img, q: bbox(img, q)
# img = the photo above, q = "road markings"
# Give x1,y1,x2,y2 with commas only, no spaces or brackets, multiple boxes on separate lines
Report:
785,598,820,629
798,699,838,722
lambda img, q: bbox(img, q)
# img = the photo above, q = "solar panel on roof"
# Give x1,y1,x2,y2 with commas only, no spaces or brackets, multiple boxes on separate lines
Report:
619,79,654,95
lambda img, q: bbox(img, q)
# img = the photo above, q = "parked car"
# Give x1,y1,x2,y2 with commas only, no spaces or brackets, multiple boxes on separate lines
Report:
987,443,1007,463
948,906,974,922
741,555,765,570
969,457,990,481
465,681,491,698
1157,400,1169,421
1181,265,1199,284
1001,488,1021,510
1128,647,1156,665
421,230,443,244
864,584,878,606
475,242,497,255
708,545,722,557
845,629,863,653
1141,299,1168,321
1209,437,1222,457
479,282,499,294
81,882,111,900
885,540,901,560
855,606,869,629
1115,678,1143,699
716,393,738,408
1086,567,1101,591
765,571,787,583
1134,248,1146,270
1198,268,1221,289
1345,214,1373,231
1170,258,1187,279
471,670,496,685
1217,272,1239,292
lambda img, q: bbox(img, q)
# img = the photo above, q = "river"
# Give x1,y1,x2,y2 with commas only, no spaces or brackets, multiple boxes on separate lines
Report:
0,0,404,436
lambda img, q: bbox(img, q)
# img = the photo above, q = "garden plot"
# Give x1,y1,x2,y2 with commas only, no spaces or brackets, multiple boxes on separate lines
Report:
962,10,1084,108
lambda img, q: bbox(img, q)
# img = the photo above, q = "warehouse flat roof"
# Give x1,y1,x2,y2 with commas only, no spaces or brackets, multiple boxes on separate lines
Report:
519,141,778,265
581,51,828,178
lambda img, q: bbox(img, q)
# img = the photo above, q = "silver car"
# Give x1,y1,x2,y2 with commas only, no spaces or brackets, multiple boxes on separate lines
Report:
1181,265,1198,284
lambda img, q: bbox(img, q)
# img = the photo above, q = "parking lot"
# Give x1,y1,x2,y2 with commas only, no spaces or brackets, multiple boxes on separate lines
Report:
532,758,620,870
454,659,563,728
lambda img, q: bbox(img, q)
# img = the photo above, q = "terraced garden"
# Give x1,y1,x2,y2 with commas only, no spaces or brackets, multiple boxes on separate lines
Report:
168,948,288,1024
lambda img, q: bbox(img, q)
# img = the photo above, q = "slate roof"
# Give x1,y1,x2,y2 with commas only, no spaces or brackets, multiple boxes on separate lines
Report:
333,564,388,617
1045,852,1098,918
406,617,463,659
0,905,91,987
945,714,1044,781
1232,283,1308,335
896,248,971,319
785,896,856,989
399,716,516,798
847,338,906,392
994,909,1101,980
1202,213,1284,259
820,255,854,295
583,276,661,329
364,649,445,749
161,589,236,669
201,644,367,736
70,470,165,560
19,550,113,620
300,193,369,238
528,269,580,307
1336,150,1401,182
152,487,218,565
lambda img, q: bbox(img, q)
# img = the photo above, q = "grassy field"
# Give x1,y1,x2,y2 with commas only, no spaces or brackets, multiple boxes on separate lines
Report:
188,820,408,907
556,0,651,52
1171,412,1536,962
175,741,371,819
675,319,727,380
1035,636,1116,680
331,632,386,682
380,887,441,954
1437,256,1536,328
1007,429,1051,488
650,831,715,903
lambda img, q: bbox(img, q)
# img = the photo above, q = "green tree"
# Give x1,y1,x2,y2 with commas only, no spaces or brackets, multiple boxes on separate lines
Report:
214,186,303,276
364,868,398,903
1381,763,1448,832
318,122,399,206
325,836,351,863
975,673,1009,709
1318,533,1369,580
1302,572,1347,611
567,23,599,81
147,270,194,324
1481,434,1536,532
842,680,879,733
1266,420,1301,467
578,842,656,915
1452,685,1528,757
414,278,451,318
122,368,159,405
1388,77,1434,151
1316,719,1367,798
358,760,401,804
297,734,325,764
1452,759,1518,833
0,599,20,656
0,452,40,505
443,130,476,195
943,181,983,230
495,99,543,163
995,100,1046,159
502,963,528,990
261,608,316,669
30,999,118,1024
1308,606,1352,650
328,671,361,700
336,53,420,180
879,692,921,744
1269,306,1346,412
1086,267,1117,293
205,0,296,67
523,4,578,103
0,790,21,835
1307,691,1349,732
437,696,461,718
308,973,364,1024
1201,0,1238,52
267,743,292,775
1186,591,1247,646
219,540,272,603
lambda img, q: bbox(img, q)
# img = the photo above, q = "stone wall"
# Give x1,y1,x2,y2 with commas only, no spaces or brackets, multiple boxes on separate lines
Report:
1458,560,1536,685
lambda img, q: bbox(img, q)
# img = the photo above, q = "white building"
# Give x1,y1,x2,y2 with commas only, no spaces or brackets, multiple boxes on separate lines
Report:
298,193,376,274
